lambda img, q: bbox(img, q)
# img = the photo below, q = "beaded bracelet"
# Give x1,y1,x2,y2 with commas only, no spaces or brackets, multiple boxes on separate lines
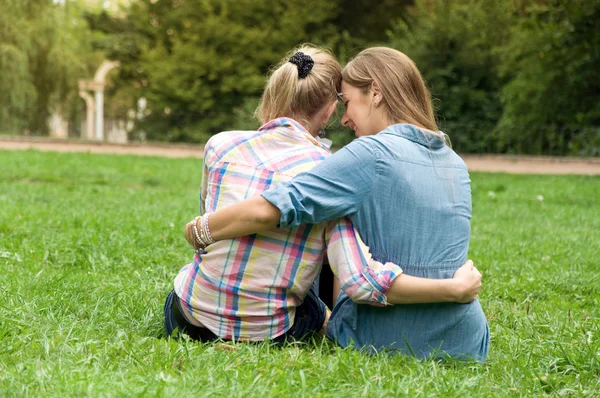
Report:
191,213,214,252
191,216,203,249
201,213,215,246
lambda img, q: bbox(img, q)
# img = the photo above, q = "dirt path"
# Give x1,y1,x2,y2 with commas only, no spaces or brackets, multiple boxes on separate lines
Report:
1,137,599,175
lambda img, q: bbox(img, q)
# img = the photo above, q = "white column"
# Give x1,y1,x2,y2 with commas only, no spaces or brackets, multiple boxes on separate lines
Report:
92,60,119,141
95,89,104,140
79,80,96,140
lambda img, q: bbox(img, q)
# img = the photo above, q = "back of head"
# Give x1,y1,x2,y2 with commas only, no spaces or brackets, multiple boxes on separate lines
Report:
343,47,438,132
257,45,342,127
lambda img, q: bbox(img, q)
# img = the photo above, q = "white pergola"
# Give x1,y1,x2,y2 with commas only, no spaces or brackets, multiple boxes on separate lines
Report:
78,60,120,141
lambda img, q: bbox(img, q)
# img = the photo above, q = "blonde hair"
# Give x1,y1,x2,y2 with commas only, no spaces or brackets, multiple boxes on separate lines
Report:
256,45,342,127
342,47,439,133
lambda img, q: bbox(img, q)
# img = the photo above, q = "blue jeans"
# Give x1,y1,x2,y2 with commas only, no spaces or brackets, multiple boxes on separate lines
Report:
164,282,327,343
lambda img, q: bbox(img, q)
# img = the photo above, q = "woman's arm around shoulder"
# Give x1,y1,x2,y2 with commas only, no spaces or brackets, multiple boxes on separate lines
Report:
262,137,380,228
185,137,381,244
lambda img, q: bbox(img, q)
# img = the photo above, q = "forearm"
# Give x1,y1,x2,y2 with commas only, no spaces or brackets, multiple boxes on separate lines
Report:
386,274,459,304
325,219,402,306
208,196,281,241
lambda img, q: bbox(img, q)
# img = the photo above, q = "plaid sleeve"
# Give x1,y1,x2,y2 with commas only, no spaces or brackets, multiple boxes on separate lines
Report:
324,217,403,306
199,140,216,215
199,155,209,215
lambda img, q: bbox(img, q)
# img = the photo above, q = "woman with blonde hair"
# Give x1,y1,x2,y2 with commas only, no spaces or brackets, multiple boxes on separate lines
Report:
184,47,489,360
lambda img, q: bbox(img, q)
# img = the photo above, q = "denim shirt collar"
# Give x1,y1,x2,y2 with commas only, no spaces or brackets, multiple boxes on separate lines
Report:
381,123,446,149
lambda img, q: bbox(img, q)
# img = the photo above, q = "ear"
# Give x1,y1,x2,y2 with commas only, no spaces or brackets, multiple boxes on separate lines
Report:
323,100,337,123
371,82,382,105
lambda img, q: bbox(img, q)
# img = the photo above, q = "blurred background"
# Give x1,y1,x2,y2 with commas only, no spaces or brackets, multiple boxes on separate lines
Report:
1,0,598,155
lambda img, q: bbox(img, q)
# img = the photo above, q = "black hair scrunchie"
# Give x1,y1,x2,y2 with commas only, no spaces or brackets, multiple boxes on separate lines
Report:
289,52,314,79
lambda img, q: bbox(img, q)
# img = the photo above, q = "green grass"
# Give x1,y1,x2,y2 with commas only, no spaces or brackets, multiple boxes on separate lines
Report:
0,150,598,397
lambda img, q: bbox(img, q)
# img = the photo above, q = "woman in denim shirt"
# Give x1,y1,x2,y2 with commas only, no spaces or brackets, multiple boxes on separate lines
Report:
187,48,490,361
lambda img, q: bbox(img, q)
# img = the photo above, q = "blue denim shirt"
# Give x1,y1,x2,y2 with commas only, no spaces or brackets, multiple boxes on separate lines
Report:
262,123,489,360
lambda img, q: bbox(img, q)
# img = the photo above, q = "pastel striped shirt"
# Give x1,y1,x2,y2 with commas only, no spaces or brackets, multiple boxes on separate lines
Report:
174,117,402,341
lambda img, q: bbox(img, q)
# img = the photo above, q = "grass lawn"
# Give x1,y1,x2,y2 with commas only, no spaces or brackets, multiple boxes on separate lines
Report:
0,150,598,397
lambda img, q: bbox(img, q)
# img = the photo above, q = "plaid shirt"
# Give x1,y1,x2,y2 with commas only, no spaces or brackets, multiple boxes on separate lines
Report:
174,118,402,340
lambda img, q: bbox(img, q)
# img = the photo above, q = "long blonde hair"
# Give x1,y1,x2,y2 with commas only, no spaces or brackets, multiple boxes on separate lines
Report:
257,45,342,128
342,47,439,133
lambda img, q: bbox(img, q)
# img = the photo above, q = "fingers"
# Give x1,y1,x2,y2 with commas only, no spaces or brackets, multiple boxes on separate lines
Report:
184,222,198,248
319,308,332,337
457,260,483,303
184,223,191,241
466,259,474,270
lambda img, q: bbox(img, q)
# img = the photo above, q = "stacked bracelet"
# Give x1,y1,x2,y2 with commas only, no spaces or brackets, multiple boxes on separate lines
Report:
191,213,214,252
191,216,202,249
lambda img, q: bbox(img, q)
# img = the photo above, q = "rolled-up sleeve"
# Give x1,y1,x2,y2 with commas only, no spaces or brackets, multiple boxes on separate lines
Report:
261,138,379,228
324,217,402,306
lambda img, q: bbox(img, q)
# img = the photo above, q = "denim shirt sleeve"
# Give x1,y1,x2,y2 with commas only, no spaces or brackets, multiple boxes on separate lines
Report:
261,137,378,228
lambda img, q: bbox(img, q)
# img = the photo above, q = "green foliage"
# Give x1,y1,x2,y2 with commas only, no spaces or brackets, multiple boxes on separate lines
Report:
88,0,414,142
332,0,415,60
93,0,344,142
388,0,600,155
0,0,93,135
0,0,39,133
3,0,599,154
1,150,599,395
387,0,512,153
498,0,600,156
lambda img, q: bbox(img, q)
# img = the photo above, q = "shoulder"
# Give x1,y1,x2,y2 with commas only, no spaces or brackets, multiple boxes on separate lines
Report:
428,130,469,171
204,129,263,164
339,136,382,158
448,148,468,171
336,135,392,172
206,129,261,150
322,137,381,176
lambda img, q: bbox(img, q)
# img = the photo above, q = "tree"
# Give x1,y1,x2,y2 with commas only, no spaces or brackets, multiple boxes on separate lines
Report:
0,0,92,135
387,0,513,153
0,0,37,133
89,0,345,142
89,0,417,142
498,0,600,155
332,0,415,61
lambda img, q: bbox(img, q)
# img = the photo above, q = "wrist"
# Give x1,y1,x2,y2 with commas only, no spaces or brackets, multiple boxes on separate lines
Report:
447,278,462,302
191,213,215,252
